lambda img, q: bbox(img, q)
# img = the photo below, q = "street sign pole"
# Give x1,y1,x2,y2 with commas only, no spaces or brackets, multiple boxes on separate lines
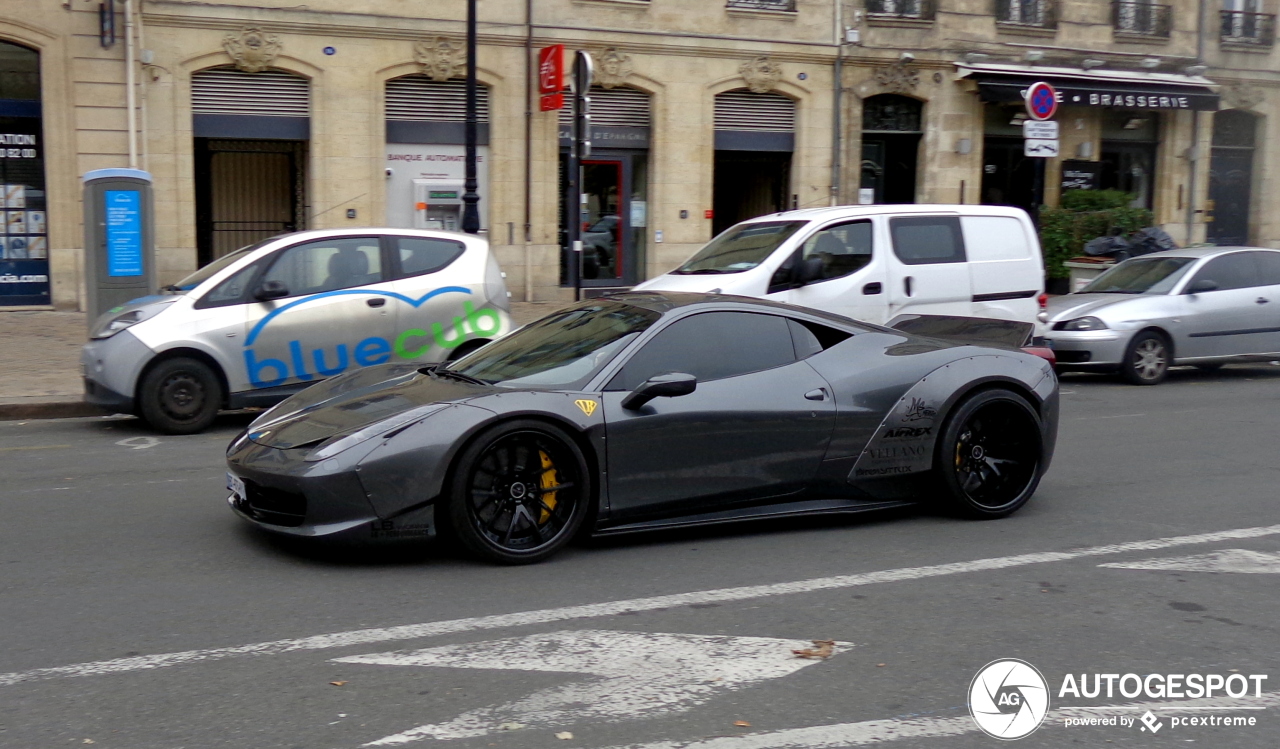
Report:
567,51,593,302
1023,82,1059,225
461,0,481,235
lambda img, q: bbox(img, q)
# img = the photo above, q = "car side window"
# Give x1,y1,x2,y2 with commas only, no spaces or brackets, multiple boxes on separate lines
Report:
800,220,873,282
197,261,261,308
1188,253,1261,292
609,312,795,391
889,216,966,265
260,237,383,297
395,236,465,278
1249,251,1280,286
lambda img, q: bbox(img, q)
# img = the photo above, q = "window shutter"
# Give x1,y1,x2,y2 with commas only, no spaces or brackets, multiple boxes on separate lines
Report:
558,86,650,127
385,77,490,122
192,68,310,117
714,89,795,132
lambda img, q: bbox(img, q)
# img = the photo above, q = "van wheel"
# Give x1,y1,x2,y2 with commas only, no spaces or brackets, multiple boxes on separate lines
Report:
138,357,223,434
1120,331,1170,385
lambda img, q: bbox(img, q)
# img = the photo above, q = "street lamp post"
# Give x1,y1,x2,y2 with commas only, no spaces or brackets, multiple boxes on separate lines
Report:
461,0,481,235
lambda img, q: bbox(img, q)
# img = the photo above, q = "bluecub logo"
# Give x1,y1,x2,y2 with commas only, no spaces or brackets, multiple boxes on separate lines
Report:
243,287,501,388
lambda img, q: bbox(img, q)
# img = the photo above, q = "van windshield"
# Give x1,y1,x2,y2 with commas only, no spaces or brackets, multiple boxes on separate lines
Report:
672,221,807,275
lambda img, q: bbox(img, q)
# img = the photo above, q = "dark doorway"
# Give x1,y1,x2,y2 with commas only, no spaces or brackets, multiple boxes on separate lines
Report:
1099,111,1158,209
1208,109,1257,246
981,137,1038,214
194,138,307,265
712,151,791,235
860,95,922,204
559,149,647,287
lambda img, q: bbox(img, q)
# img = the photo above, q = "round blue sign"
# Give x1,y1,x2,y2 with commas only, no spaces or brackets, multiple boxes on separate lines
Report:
1026,82,1058,121
323,46,337,56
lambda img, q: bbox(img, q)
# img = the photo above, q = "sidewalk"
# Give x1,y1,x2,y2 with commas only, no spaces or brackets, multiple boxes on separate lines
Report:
0,302,569,420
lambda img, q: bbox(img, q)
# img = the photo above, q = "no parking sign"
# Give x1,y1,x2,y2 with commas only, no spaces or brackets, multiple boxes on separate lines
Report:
1025,81,1058,121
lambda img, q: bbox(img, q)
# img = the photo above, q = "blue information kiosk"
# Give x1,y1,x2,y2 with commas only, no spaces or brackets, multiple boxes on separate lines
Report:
83,169,154,329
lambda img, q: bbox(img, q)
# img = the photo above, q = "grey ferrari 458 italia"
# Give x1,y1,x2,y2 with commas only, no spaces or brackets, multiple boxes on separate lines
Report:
226,292,1059,564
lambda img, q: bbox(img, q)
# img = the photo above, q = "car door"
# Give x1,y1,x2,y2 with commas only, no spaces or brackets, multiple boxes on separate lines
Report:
1247,250,1280,354
1178,252,1269,359
241,235,399,389
885,215,973,319
600,311,836,519
386,234,476,362
784,219,886,324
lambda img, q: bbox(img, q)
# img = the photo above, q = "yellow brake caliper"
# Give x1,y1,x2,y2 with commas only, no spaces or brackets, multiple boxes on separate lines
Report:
538,450,558,524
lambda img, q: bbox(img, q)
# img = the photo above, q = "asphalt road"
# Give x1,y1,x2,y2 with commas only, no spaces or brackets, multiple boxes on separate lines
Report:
1,364,1278,748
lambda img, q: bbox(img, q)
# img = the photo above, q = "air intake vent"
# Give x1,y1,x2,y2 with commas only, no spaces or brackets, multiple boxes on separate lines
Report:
714,89,795,132
385,77,490,122
192,67,310,117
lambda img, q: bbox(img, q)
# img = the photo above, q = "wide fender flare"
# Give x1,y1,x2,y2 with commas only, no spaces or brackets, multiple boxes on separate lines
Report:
849,354,1055,482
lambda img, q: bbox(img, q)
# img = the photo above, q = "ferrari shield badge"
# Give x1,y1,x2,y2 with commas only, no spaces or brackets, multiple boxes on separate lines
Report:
574,399,598,416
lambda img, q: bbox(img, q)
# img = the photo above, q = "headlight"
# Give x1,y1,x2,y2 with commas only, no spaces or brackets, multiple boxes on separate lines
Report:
1062,316,1108,331
89,304,167,339
304,405,446,462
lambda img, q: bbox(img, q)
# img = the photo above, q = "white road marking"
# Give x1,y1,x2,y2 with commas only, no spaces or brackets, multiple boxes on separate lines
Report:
1,524,1278,688
604,691,1279,749
1100,548,1280,574
115,436,160,450
339,630,849,745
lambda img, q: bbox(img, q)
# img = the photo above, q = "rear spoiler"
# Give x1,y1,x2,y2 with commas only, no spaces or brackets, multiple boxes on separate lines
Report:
886,314,1035,349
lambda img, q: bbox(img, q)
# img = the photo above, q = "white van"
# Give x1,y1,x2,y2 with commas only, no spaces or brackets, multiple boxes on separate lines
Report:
635,205,1045,328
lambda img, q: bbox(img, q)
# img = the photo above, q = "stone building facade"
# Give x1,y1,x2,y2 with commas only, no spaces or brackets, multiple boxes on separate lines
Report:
0,0,1276,309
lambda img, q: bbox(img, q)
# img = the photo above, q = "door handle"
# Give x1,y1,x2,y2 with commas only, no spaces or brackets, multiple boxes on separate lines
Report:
804,388,828,401
1257,297,1270,305
863,282,882,295
366,297,387,308
904,276,914,297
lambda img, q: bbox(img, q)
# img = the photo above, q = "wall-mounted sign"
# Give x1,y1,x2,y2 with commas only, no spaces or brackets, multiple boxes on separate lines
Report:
1060,160,1101,192
105,189,144,277
538,45,565,112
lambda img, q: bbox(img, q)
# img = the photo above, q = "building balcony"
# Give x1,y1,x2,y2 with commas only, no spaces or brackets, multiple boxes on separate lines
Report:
1113,1,1172,37
725,0,796,11
866,0,937,21
1220,10,1276,46
996,0,1057,29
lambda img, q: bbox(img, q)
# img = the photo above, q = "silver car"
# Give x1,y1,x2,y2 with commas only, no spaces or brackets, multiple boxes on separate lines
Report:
82,228,512,433
1044,247,1280,385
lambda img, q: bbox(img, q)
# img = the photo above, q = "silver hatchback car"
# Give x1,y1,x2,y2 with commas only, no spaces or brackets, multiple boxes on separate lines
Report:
1044,247,1280,384
82,228,512,432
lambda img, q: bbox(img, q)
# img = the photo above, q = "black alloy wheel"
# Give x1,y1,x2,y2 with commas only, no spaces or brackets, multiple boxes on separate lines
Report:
1120,330,1170,385
935,389,1043,519
137,357,223,434
447,420,589,564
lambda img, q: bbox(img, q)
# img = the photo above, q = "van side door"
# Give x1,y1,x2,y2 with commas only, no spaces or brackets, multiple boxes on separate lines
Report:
885,215,973,319
784,219,885,324
961,215,1043,323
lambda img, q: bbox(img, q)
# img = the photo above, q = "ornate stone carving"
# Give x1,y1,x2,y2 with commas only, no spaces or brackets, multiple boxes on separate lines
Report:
1221,83,1264,111
594,48,634,89
872,60,920,94
222,27,282,73
739,56,782,93
414,37,463,82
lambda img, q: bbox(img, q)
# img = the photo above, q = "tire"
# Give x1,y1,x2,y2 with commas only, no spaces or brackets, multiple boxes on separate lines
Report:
1194,362,1224,372
445,420,590,564
934,389,1044,519
1120,331,1171,385
137,357,223,434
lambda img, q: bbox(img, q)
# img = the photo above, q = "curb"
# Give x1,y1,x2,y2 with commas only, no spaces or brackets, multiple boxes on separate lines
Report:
0,398,110,421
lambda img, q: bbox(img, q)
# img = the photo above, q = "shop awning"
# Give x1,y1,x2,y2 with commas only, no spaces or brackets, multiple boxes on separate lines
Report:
957,63,1219,111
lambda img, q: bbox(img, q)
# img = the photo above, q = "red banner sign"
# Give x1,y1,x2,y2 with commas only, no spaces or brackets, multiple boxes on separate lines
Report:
538,45,564,96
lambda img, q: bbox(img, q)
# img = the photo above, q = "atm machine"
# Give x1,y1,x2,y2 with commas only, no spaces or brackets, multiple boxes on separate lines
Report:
412,179,465,232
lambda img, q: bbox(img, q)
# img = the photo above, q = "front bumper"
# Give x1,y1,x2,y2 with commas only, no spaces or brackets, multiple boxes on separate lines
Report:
83,377,135,414
81,330,154,411
1043,329,1130,369
225,434,437,542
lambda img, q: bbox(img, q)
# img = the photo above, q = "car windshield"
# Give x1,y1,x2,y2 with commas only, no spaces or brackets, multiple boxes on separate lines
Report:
165,239,276,292
672,221,807,275
443,300,661,389
1079,256,1197,295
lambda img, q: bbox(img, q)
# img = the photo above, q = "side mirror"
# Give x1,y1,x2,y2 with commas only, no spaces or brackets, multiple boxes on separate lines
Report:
794,256,824,287
1186,279,1219,295
621,372,697,411
254,280,290,301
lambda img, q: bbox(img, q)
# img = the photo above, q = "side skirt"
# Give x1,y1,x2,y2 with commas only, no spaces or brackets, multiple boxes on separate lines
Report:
591,498,915,537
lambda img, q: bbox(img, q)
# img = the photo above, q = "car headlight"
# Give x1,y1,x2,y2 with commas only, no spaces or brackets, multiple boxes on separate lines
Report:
304,405,447,462
90,305,166,339
1062,316,1108,331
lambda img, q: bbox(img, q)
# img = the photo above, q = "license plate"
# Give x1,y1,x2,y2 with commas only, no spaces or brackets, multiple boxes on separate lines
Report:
226,472,246,502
